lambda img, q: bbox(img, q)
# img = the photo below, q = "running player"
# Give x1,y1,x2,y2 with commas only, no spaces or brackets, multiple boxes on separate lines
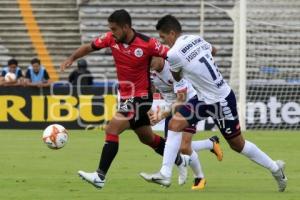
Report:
60,10,186,189
140,15,287,192
145,56,223,189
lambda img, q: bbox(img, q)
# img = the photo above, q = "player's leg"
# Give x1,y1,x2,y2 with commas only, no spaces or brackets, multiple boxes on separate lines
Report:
97,113,130,176
133,96,186,166
135,118,190,185
140,96,199,187
180,131,206,189
140,112,188,187
78,112,130,188
164,115,172,138
134,125,182,164
134,125,163,154
214,90,287,192
132,96,168,157
191,136,223,161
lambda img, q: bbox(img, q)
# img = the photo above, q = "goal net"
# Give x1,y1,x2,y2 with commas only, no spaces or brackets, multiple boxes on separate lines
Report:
245,0,300,129
205,0,300,130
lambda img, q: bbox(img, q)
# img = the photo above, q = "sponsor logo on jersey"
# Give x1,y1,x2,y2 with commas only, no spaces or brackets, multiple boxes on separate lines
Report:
134,48,143,57
180,38,203,55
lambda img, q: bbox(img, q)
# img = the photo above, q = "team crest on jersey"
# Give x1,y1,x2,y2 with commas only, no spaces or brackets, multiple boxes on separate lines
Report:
134,48,143,57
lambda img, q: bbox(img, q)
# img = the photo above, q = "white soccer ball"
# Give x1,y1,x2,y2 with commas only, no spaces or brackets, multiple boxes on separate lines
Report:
42,124,68,149
4,72,16,82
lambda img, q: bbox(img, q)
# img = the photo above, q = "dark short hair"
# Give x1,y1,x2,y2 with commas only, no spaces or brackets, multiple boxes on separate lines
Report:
108,9,132,27
8,58,18,66
156,15,182,34
31,58,41,65
77,59,88,69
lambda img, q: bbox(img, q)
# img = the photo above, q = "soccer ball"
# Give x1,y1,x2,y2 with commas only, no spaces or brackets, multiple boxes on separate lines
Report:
4,72,16,82
42,124,68,149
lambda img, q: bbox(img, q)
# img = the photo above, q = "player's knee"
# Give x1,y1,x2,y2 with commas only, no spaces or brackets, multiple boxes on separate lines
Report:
228,140,245,152
227,134,245,152
168,119,183,132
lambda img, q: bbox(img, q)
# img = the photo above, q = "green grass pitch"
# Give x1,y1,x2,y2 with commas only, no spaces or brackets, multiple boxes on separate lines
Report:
0,130,299,200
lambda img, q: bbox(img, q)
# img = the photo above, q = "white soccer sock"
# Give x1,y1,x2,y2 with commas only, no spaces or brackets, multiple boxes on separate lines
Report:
160,130,182,178
189,151,204,178
191,139,213,152
241,140,279,173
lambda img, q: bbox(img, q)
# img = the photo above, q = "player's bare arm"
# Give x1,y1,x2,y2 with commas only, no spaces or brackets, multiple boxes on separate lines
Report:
60,43,95,71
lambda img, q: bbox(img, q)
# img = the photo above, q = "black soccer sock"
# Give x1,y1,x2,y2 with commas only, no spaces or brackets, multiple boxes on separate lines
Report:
150,134,182,166
152,135,165,156
97,133,119,178
174,153,183,166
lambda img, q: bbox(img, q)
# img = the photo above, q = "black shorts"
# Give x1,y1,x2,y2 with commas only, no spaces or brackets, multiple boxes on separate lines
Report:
178,90,241,140
118,95,153,130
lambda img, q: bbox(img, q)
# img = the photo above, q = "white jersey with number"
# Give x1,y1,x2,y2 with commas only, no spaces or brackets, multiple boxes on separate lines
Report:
150,61,197,106
167,35,231,104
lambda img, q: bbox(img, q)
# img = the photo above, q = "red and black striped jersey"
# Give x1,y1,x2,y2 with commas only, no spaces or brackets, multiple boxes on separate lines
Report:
91,31,168,98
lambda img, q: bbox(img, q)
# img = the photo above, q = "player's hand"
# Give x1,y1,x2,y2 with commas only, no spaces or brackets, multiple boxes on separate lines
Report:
148,109,158,125
148,109,156,125
149,106,164,126
147,109,154,118
60,57,74,72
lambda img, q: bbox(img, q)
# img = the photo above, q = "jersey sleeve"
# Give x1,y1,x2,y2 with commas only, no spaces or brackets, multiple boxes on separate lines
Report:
91,32,112,50
167,51,184,73
148,38,169,58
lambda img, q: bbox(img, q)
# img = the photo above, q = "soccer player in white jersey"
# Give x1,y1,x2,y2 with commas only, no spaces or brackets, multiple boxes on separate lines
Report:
144,56,223,189
140,15,287,192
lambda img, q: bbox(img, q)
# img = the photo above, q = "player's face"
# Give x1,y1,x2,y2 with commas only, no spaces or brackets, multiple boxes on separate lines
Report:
159,31,176,47
32,63,40,72
109,22,127,43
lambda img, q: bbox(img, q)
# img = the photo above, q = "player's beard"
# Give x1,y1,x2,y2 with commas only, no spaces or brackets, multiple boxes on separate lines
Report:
114,32,127,43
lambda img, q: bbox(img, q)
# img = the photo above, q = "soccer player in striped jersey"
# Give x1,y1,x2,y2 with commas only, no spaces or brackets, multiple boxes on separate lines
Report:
141,15,287,192
142,56,223,189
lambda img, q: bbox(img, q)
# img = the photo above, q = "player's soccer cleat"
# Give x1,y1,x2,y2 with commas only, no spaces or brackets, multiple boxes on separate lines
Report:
140,171,171,187
272,160,287,192
78,170,105,189
209,136,223,161
177,154,190,185
191,178,206,190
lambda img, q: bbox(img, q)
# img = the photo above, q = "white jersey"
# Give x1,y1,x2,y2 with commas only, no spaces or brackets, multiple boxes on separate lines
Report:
167,35,231,104
150,61,197,106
